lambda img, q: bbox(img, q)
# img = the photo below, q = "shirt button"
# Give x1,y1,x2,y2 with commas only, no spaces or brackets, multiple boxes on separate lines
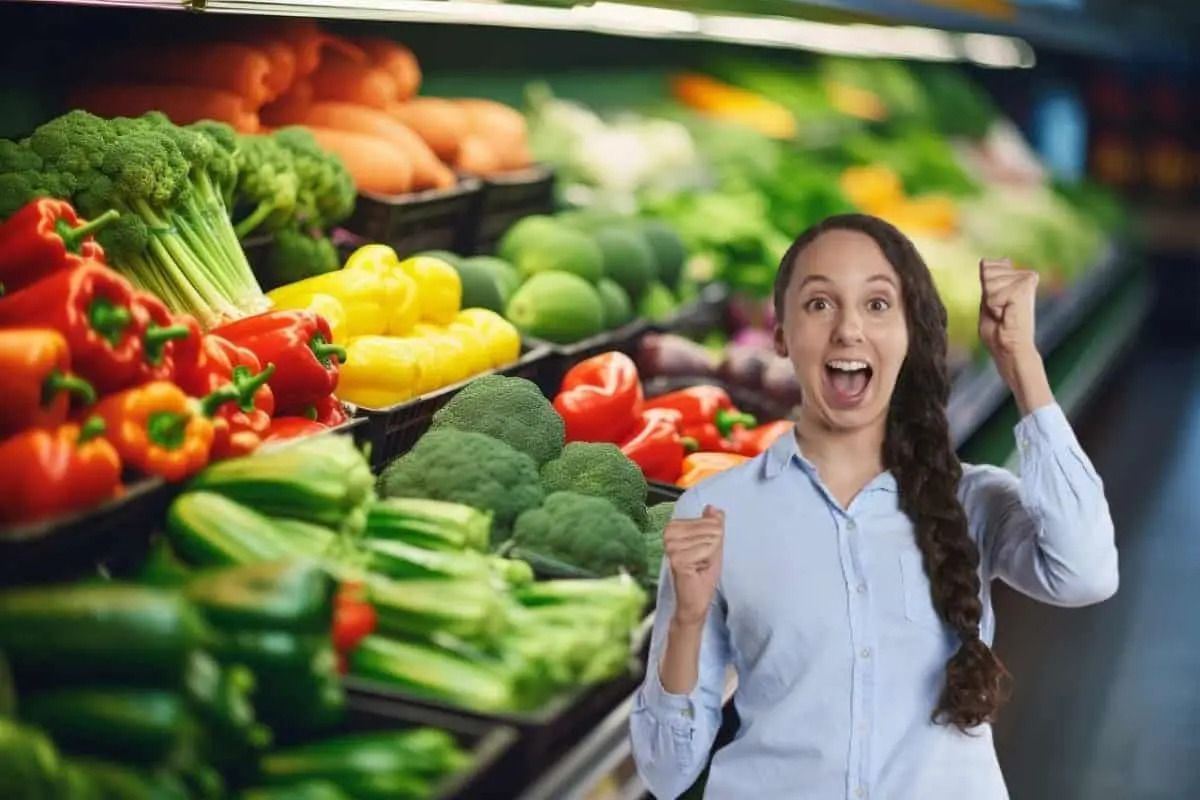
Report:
856,583,867,594
847,519,857,532
860,648,871,659
855,788,867,798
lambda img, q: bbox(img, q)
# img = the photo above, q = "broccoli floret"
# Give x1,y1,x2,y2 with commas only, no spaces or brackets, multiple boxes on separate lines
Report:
378,429,545,544
260,227,338,290
231,133,299,240
541,442,649,527
272,126,356,230
510,491,647,579
644,500,675,535
430,375,565,467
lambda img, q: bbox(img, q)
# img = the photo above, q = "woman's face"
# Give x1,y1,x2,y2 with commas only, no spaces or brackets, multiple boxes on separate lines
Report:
774,229,909,433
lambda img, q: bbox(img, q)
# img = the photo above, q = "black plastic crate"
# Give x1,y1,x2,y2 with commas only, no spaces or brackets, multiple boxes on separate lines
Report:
353,345,555,470
345,662,644,792
470,164,557,255
660,282,732,336
344,178,484,258
343,695,522,800
530,319,655,397
0,477,179,587
647,482,683,504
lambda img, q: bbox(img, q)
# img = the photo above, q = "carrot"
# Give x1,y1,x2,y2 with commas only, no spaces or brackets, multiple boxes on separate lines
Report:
301,102,452,192
302,126,414,196
309,58,398,110
386,98,469,162
87,43,274,108
244,38,298,101
261,80,314,128
352,37,422,99
68,84,260,133
455,98,532,170
454,136,502,177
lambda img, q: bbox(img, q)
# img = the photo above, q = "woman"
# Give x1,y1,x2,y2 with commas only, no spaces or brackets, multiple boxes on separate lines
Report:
630,214,1118,800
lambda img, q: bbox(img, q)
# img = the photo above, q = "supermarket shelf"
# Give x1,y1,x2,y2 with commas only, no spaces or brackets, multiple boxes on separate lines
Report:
948,247,1128,450
521,252,1143,800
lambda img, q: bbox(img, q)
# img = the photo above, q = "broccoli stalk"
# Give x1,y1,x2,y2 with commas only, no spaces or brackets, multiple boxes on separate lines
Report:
20,110,267,327
229,133,299,241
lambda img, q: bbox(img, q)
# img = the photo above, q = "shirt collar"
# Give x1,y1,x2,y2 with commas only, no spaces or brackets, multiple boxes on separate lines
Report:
762,425,898,494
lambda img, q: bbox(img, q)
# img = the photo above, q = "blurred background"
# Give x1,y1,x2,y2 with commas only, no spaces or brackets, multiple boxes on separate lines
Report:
0,1,1196,798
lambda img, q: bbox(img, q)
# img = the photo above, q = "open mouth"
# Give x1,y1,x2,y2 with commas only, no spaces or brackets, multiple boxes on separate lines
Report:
824,359,873,404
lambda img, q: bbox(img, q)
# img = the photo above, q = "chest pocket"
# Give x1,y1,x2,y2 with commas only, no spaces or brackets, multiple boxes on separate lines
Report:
899,552,947,632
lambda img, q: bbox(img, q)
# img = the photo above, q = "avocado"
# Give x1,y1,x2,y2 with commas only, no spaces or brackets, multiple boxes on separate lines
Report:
596,277,634,329
593,225,657,301
497,215,560,264
449,259,506,313
461,255,522,304
638,219,688,289
508,223,605,285
636,280,678,323
505,271,606,344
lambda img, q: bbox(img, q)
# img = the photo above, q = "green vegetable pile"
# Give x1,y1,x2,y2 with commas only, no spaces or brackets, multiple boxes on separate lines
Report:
0,559,476,799
0,110,266,327
154,430,648,718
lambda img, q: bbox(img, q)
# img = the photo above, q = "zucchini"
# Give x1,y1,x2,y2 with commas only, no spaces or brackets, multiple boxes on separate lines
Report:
0,584,207,688
185,561,337,635
70,758,190,800
259,728,461,786
242,782,350,800
20,689,202,770
166,493,291,567
0,652,13,718
349,635,520,713
367,577,508,644
362,539,493,582
135,537,194,588
189,436,374,533
0,718,63,800
364,498,492,552
271,519,341,561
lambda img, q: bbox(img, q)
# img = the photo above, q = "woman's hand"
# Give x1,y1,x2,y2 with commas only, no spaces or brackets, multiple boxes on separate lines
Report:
664,504,725,627
979,258,1053,415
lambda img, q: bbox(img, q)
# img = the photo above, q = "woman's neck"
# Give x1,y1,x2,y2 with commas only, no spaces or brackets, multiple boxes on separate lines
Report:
793,414,887,480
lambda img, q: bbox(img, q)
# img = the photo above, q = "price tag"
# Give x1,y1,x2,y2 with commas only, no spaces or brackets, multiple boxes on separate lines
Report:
920,0,1016,19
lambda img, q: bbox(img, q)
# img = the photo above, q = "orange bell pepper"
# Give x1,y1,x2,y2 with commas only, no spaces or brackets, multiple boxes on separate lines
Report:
677,452,750,488
93,381,215,482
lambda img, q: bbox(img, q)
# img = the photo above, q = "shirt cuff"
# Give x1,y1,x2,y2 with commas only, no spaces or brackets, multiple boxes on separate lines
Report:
641,665,701,722
1014,402,1074,453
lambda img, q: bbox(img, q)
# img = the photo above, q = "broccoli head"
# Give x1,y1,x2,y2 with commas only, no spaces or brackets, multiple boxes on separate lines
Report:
430,375,565,467
644,500,675,535
541,442,648,527
511,491,647,580
642,501,674,587
271,126,356,230
260,227,338,290
378,429,545,544
232,133,299,239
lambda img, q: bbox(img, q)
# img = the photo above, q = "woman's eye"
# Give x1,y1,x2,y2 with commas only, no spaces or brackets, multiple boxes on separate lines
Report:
867,298,890,312
806,298,830,312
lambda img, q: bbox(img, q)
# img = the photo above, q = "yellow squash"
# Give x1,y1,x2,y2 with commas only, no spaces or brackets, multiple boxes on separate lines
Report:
342,244,421,336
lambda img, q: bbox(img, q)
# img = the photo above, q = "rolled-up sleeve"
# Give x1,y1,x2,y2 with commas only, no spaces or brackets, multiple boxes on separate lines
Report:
964,403,1119,607
630,487,732,800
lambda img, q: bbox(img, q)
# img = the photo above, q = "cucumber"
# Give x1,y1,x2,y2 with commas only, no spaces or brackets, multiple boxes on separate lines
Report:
366,577,507,644
166,492,291,567
0,718,63,800
0,584,208,688
20,689,202,769
70,758,190,800
364,498,492,552
362,539,493,582
349,636,520,713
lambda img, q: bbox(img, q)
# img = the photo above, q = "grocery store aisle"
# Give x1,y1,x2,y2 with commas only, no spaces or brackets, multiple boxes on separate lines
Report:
992,335,1200,800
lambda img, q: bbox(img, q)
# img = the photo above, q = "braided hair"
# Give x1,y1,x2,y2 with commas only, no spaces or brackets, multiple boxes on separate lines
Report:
773,213,1010,731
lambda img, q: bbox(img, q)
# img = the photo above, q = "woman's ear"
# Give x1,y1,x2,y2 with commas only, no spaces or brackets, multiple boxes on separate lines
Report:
773,326,788,358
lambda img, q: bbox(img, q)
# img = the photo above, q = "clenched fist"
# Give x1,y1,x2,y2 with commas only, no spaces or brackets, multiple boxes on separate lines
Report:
664,505,726,626
978,257,1039,360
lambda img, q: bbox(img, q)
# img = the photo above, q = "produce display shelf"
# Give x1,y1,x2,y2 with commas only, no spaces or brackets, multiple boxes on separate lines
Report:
518,254,1146,800
947,248,1129,449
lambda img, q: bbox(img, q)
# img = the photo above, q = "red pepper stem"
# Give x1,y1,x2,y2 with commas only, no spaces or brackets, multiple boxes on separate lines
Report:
302,405,318,421
143,324,191,366
87,297,132,346
231,363,276,413
310,335,346,366
41,370,97,408
714,408,757,438
78,416,107,444
681,436,699,451
56,209,119,254
198,386,243,419
147,411,190,450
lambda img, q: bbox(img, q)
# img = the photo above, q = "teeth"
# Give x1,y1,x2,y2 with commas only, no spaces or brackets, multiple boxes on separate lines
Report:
827,360,869,372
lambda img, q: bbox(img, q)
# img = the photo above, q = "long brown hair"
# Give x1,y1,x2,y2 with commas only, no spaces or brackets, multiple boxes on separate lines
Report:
773,213,1009,731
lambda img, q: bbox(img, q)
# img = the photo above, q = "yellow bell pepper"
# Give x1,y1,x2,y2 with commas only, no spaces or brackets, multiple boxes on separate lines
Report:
337,336,430,409
342,245,421,336
839,165,906,217
453,309,522,368
443,323,495,378
267,270,388,339
266,292,348,343
408,324,473,387
398,256,462,326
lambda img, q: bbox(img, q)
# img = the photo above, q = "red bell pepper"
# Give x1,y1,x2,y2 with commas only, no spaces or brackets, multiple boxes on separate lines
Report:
333,581,377,661
554,352,644,444
0,416,123,526
0,261,144,395
645,385,757,453
0,328,96,439
0,199,118,295
305,394,349,427
264,416,328,445
203,342,277,461
130,291,191,382
212,309,347,414
620,407,687,485
732,419,794,457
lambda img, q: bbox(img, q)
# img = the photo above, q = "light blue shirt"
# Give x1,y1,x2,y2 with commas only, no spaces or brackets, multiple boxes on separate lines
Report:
631,404,1118,800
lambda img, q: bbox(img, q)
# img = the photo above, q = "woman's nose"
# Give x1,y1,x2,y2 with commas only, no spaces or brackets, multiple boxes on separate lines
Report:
833,311,865,344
